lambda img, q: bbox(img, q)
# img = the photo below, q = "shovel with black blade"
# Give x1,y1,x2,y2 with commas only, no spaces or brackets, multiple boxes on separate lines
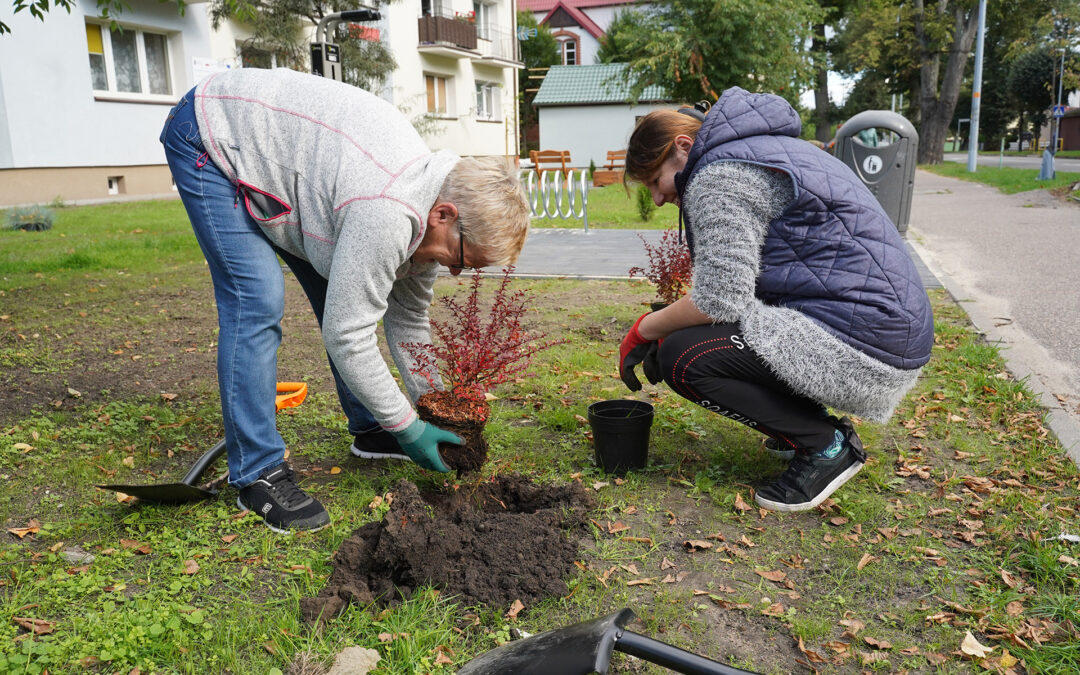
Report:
457,608,759,675
97,382,307,504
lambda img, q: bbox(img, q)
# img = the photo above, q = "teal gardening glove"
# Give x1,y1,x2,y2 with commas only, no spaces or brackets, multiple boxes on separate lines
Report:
389,418,462,472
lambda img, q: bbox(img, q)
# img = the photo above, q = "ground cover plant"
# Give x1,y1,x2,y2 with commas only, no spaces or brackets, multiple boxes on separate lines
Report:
1,202,1078,674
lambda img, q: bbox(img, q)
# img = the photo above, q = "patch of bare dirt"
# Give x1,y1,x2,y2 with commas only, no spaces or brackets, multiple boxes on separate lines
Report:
300,475,595,622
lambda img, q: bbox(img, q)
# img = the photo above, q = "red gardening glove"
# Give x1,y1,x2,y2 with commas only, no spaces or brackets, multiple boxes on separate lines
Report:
619,313,659,391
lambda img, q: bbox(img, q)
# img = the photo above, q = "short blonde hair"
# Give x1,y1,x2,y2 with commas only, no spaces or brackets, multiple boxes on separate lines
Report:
439,156,530,266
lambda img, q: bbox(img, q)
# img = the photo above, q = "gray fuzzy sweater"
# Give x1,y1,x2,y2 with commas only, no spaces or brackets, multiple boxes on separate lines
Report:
194,68,459,432
685,162,921,421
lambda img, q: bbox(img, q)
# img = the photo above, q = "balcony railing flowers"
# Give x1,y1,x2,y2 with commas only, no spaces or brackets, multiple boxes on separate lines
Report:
454,10,476,23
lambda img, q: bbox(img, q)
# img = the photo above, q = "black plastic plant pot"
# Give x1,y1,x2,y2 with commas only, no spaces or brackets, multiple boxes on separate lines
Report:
587,400,654,475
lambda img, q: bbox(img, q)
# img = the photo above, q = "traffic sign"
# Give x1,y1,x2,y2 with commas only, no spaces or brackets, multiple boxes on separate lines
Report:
1051,104,1067,118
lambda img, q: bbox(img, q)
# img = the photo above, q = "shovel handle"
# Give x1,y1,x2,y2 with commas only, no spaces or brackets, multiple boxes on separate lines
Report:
616,631,759,675
180,439,228,486
275,382,307,411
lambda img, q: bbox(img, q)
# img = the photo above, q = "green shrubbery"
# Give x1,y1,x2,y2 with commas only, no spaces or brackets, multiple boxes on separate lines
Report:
5,204,54,231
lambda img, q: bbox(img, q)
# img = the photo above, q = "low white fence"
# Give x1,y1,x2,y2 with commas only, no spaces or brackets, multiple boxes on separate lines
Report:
519,169,590,232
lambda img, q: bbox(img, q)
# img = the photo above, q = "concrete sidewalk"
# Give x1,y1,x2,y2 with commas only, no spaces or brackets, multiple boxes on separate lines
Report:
907,170,1080,464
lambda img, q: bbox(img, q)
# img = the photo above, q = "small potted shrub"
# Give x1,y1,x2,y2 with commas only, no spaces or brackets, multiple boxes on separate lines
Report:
5,205,54,232
628,228,692,310
402,267,563,473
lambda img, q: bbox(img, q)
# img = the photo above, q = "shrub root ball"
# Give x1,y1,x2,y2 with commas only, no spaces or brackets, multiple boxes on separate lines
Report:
300,476,595,623
417,390,489,474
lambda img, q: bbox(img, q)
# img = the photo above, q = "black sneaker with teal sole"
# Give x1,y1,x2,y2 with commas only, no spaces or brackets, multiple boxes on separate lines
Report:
237,463,330,534
755,418,867,512
350,429,411,462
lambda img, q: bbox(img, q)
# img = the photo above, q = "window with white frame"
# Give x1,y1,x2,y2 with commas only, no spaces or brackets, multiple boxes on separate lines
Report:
86,22,172,97
473,1,493,40
475,81,499,120
553,31,578,66
425,74,450,115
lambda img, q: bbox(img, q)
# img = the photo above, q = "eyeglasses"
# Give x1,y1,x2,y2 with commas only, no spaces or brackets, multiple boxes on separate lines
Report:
448,220,466,271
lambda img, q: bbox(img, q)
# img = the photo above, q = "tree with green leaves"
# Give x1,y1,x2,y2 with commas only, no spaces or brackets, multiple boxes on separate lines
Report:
595,8,652,65
835,0,1054,163
1008,48,1056,147
208,0,395,92
3,0,187,34
597,0,820,105
517,10,559,155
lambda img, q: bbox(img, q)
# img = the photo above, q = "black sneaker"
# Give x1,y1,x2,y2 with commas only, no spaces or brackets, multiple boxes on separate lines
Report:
755,418,867,512
236,463,330,534
350,429,411,462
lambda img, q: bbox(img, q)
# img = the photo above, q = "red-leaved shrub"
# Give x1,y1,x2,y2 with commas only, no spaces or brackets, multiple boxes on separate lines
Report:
401,268,564,408
628,229,693,305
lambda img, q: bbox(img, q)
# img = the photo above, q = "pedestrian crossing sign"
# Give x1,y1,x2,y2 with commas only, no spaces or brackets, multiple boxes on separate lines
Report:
1051,104,1067,118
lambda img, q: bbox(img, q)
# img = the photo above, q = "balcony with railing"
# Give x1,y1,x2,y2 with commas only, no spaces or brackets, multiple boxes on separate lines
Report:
474,26,520,66
418,10,478,56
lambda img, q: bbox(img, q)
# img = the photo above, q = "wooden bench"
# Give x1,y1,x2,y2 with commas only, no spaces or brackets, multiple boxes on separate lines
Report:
529,149,572,178
593,149,626,187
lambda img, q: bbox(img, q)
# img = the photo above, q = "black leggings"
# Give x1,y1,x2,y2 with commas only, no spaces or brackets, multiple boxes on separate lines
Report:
658,323,837,451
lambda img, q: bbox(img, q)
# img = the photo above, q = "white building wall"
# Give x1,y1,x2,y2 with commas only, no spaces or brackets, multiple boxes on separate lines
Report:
0,0,213,169
538,102,669,168
386,0,519,157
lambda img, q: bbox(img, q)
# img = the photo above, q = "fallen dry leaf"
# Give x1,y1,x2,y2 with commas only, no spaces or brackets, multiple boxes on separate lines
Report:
733,493,753,512
1058,554,1079,567
13,617,55,635
683,539,713,552
8,519,42,539
505,599,525,620
660,557,676,570
433,651,453,665
592,481,609,491
755,569,787,583
182,559,199,575
840,618,865,637
864,636,892,649
960,631,994,658
12,442,32,452
857,553,878,570
329,466,341,475
221,534,238,544
627,577,656,586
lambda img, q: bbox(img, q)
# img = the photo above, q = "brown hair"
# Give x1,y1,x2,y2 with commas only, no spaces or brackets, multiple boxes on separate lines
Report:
625,109,703,184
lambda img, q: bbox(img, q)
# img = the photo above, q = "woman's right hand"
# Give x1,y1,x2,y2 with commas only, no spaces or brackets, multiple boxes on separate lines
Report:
389,419,461,472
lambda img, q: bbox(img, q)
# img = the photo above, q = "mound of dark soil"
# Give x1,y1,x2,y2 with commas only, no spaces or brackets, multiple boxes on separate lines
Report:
301,475,595,623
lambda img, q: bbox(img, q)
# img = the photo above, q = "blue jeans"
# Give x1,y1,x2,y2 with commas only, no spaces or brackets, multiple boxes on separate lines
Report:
160,88,379,487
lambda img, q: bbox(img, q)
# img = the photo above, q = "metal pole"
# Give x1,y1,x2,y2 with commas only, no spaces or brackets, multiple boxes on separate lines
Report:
1052,49,1065,154
967,0,987,172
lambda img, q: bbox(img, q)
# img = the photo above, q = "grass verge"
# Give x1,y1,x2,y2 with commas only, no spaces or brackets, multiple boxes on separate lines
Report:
0,202,1077,674
920,163,1080,195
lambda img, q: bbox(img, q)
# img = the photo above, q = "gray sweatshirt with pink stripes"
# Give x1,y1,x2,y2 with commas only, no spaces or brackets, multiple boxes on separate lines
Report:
194,68,459,433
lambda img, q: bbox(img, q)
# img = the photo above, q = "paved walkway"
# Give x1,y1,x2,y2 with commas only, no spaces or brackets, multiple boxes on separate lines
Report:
509,226,941,290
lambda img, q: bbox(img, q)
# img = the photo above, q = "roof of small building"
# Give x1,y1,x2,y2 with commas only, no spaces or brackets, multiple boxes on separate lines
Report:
532,63,671,107
519,0,642,12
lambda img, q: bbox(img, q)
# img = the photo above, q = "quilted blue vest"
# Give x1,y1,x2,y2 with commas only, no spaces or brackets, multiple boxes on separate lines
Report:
675,87,933,370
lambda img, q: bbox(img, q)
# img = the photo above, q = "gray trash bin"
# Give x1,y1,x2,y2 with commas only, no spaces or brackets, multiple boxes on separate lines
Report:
834,110,918,233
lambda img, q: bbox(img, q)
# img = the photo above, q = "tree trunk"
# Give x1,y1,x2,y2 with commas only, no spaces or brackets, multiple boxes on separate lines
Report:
914,0,980,164
812,22,832,144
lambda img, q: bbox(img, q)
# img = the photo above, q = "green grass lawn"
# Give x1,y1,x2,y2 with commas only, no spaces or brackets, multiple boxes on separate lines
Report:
920,162,1080,194
531,183,680,230
1,202,1078,674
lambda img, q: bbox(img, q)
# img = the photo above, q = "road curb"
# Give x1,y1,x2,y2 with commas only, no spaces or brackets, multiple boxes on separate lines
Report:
906,232,1080,469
